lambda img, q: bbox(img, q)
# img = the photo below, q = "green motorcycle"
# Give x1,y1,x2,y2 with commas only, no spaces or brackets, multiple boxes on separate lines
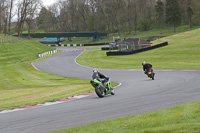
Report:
90,78,115,98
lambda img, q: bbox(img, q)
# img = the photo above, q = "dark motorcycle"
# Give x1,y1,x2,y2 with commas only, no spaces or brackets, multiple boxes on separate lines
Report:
146,69,155,80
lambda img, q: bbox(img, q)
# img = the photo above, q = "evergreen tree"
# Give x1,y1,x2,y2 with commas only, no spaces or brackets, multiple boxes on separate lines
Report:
165,0,181,33
36,7,48,29
36,7,53,32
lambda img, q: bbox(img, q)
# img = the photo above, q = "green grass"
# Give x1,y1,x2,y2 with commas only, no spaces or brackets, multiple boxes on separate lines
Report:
0,63,95,110
0,39,55,65
0,39,99,110
53,101,200,133
125,25,200,39
76,28,200,70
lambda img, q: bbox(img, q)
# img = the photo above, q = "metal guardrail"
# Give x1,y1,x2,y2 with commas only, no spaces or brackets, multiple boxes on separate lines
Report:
38,50,58,57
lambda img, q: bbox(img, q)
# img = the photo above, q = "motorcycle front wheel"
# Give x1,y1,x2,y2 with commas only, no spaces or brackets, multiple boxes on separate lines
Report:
95,86,105,98
111,87,115,95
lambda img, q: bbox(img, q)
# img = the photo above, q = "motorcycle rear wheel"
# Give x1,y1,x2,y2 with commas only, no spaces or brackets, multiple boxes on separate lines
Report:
152,73,155,80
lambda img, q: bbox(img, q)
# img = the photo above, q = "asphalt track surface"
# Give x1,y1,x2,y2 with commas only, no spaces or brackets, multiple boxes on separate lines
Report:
1,47,200,133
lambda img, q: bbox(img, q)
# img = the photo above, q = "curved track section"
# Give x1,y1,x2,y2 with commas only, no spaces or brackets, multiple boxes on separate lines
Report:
1,47,200,133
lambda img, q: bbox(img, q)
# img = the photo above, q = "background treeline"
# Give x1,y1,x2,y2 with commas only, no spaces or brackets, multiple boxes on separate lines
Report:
0,0,200,37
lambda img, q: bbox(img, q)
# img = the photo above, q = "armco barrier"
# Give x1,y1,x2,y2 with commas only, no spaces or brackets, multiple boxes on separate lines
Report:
47,42,109,47
83,42,109,46
38,50,57,57
101,46,118,50
106,42,168,56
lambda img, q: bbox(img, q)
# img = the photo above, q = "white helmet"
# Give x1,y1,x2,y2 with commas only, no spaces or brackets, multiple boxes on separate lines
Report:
93,68,98,72
142,61,146,65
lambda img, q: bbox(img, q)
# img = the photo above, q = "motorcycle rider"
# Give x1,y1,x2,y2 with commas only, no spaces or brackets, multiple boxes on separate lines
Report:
92,69,109,84
142,61,153,75
92,69,112,91
92,69,114,94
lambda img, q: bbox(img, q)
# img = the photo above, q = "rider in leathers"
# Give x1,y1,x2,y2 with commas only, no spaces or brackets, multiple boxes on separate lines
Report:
92,69,109,83
92,69,114,94
142,61,153,75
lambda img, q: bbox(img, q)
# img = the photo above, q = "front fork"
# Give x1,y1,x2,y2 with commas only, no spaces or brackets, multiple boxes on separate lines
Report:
106,81,112,94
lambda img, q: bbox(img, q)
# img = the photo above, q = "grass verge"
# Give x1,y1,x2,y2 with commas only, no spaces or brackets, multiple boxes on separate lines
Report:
76,28,200,70
53,100,200,133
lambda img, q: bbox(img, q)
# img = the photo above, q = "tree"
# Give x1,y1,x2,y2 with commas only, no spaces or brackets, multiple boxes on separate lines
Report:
76,0,90,31
87,0,98,32
132,0,139,34
3,4,9,35
187,6,194,29
37,7,47,30
49,3,60,32
8,0,14,35
137,0,156,31
17,0,30,37
17,0,41,37
0,0,5,34
36,6,53,32
26,0,42,37
95,0,111,35
5,0,200,35
125,0,133,34
68,0,78,32
0,0,9,35
165,0,181,33
155,0,164,35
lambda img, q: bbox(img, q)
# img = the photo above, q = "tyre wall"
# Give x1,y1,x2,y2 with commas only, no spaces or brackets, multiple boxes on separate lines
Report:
106,42,168,56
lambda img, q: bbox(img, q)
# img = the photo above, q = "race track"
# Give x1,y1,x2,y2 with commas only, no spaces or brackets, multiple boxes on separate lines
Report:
0,47,200,133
